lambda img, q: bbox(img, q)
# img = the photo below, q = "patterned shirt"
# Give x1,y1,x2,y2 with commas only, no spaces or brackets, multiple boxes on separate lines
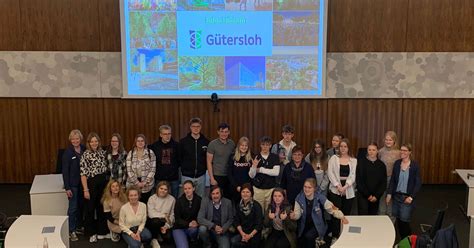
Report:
80,149,107,178
126,148,156,193
107,150,128,185
379,147,401,177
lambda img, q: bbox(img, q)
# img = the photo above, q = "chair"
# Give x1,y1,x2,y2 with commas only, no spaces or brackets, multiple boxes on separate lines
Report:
0,212,18,248
431,224,459,248
420,203,448,239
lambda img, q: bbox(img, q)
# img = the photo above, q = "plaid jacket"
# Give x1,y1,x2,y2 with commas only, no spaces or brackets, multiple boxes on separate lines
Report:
107,150,128,185
126,148,156,193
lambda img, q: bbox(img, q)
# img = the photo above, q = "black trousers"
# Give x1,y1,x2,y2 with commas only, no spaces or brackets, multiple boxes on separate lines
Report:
357,194,379,215
215,176,232,200
328,191,353,237
140,190,152,204
265,229,291,248
298,225,319,248
84,173,108,236
146,217,171,240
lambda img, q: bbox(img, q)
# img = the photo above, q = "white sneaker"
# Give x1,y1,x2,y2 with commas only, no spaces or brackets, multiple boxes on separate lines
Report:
89,234,98,243
110,231,120,242
97,233,111,239
70,232,78,242
151,238,161,248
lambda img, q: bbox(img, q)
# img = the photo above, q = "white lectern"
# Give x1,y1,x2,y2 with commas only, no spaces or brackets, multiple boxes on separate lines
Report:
30,174,68,215
456,169,474,248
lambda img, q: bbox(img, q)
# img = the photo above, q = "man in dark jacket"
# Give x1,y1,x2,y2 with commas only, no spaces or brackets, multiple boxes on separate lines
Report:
149,124,180,198
178,117,210,197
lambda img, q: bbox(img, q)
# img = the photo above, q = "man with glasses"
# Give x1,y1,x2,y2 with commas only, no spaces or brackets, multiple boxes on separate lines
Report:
149,124,180,198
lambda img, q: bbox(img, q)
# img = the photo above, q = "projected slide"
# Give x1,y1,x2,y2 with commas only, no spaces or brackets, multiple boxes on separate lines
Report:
122,0,326,98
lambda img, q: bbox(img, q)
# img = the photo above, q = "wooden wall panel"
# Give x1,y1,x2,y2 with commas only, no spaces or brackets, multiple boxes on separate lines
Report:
70,0,100,51
0,0,22,50
98,0,121,51
251,100,327,153
178,100,255,150
328,0,409,52
27,98,105,177
407,0,474,52
0,98,472,183
326,99,403,156
20,0,72,50
0,99,31,183
102,99,181,150
1,0,474,51
402,99,474,184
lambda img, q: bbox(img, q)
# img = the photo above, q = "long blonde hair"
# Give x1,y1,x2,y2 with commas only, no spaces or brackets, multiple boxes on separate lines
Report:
384,131,400,150
101,179,127,205
233,137,252,162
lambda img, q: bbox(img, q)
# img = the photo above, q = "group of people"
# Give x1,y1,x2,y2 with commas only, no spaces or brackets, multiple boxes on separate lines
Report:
62,117,422,248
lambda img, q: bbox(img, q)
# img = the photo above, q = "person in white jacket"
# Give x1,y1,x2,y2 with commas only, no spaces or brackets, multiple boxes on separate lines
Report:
327,138,357,239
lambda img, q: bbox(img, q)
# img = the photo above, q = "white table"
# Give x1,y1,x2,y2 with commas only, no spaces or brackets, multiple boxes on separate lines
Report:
456,169,474,248
30,174,68,215
5,215,69,248
332,215,395,248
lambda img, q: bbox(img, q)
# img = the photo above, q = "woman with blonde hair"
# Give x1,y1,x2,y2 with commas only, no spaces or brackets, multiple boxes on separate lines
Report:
102,179,127,242
126,134,156,203
147,181,176,248
62,129,85,241
290,178,348,248
228,136,253,203
120,186,152,248
378,131,401,217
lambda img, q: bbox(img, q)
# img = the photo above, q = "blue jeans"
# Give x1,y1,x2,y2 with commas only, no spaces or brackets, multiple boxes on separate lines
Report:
198,226,230,248
67,186,83,232
122,228,152,248
392,193,414,222
173,227,198,248
182,174,206,198
169,180,180,199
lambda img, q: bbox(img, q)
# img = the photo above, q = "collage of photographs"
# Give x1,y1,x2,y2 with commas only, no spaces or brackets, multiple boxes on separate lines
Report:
127,0,321,92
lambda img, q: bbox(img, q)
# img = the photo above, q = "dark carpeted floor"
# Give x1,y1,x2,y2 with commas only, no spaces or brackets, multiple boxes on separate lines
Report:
0,184,469,247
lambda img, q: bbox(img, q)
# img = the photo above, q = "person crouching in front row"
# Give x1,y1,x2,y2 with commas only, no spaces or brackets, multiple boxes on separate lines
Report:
198,185,234,248
290,178,349,248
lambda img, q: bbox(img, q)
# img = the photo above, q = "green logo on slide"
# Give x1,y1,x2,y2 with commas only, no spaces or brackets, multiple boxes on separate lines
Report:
190,30,202,49
192,0,209,7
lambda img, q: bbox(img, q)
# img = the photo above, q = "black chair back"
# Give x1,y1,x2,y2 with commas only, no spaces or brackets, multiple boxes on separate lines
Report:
430,204,448,239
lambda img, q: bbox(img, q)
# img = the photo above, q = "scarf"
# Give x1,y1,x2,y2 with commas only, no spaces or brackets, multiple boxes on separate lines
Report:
290,162,305,180
239,199,254,216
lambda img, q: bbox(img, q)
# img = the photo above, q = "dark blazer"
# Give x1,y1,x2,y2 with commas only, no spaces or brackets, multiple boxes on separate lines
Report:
388,159,422,199
62,144,85,190
197,197,234,232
